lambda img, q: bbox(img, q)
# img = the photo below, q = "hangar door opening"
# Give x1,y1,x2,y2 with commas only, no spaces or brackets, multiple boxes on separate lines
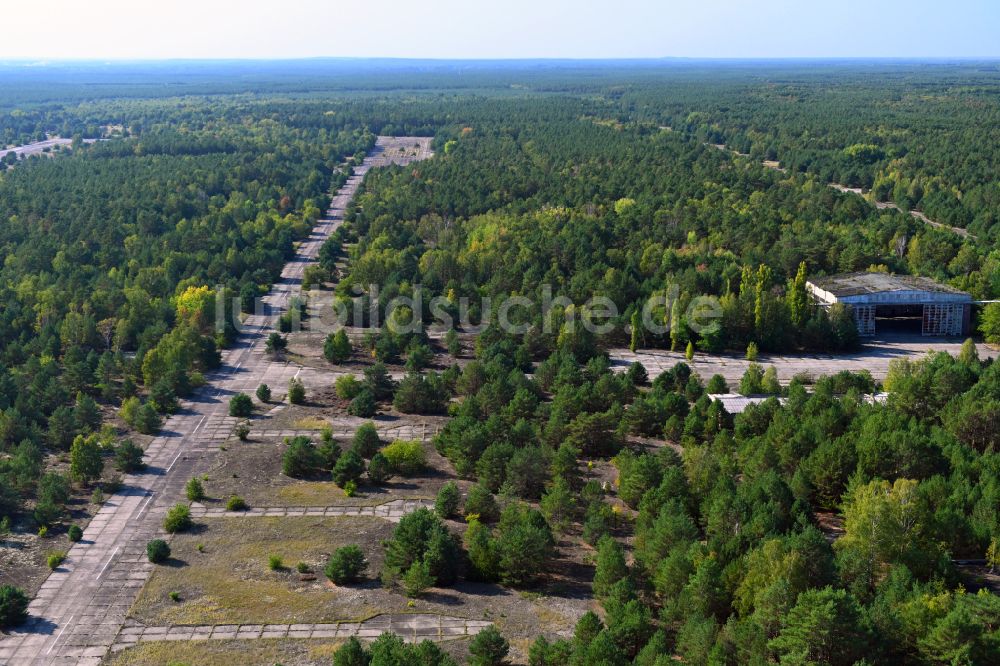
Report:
873,303,923,335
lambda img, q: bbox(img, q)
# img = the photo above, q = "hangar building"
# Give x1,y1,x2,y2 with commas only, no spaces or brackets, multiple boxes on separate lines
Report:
806,272,972,337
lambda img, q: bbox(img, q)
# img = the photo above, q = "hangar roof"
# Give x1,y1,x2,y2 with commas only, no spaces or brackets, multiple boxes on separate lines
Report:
807,272,971,303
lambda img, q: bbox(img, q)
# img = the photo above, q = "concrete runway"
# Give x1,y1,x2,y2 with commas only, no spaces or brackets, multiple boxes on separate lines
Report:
0,137,98,161
609,334,997,387
0,136,433,665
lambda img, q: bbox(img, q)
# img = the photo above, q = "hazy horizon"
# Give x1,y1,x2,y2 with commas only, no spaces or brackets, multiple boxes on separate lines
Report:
3,1,999,60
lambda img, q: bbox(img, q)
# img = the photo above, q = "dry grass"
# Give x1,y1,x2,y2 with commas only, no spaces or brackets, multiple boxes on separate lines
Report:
105,635,474,666
129,516,392,626
292,416,329,430
105,638,345,666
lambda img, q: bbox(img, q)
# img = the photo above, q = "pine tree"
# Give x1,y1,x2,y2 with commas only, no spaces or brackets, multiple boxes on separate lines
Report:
787,261,809,328
593,537,628,599
629,309,641,353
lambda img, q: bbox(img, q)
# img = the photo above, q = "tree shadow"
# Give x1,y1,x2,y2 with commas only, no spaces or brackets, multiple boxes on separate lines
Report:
9,616,58,636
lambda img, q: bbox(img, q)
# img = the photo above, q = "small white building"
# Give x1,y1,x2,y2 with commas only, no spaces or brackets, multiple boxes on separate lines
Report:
708,393,785,414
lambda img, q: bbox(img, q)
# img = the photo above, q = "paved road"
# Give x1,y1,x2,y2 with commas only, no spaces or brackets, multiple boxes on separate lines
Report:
0,136,433,665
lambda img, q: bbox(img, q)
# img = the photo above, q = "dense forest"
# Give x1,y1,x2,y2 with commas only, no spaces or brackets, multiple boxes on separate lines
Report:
1,61,999,663
0,99,375,526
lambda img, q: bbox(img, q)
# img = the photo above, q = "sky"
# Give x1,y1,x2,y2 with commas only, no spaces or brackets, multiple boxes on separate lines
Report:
2,0,999,60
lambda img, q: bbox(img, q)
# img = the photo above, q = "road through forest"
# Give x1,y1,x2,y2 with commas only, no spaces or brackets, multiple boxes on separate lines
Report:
0,136,432,665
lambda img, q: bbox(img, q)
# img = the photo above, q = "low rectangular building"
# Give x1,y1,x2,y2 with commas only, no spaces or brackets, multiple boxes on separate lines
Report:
806,272,972,337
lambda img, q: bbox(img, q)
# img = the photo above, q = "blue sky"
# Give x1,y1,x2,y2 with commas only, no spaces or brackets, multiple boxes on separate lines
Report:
3,0,998,60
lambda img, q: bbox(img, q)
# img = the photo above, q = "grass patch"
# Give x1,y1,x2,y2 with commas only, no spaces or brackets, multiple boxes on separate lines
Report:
106,638,345,666
274,481,397,507
128,516,392,626
293,416,330,430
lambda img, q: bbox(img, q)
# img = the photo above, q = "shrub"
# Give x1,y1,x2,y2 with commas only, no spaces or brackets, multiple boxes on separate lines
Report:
296,561,310,574
135,403,162,434
34,498,63,528
69,434,103,485
382,509,461,589
469,626,510,666
351,422,381,458
163,504,192,533
90,487,105,505
363,362,396,400
67,525,83,542
435,481,462,519
265,332,287,355
762,366,781,394
381,440,426,476
626,361,648,386
540,477,576,532
335,375,363,400
282,436,322,477
393,372,448,414
740,363,765,395
255,383,271,402
324,329,353,364
592,537,628,599
287,377,306,405
226,495,248,511
404,342,434,371
168,590,181,602
445,328,461,356
147,539,171,563
318,436,341,470
47,551,66,570
403,560,434,598
343,480,357,497
185,477,205,502
228,393,253,417
114,440,145,473
494,504,555,587
150,380,178,414
368,453,392,485
332,450,365,487
0,586,29,628
268,554,284,571
503,446,547,500
476,442,514,492
325,545,368,584
332,637,369,666
706,374,729,393
348,389,377,417
235,422,250,441
465,484,500,523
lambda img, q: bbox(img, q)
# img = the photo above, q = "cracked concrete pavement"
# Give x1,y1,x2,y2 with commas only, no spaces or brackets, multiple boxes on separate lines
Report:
187,498,435,521
110,613,492,652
